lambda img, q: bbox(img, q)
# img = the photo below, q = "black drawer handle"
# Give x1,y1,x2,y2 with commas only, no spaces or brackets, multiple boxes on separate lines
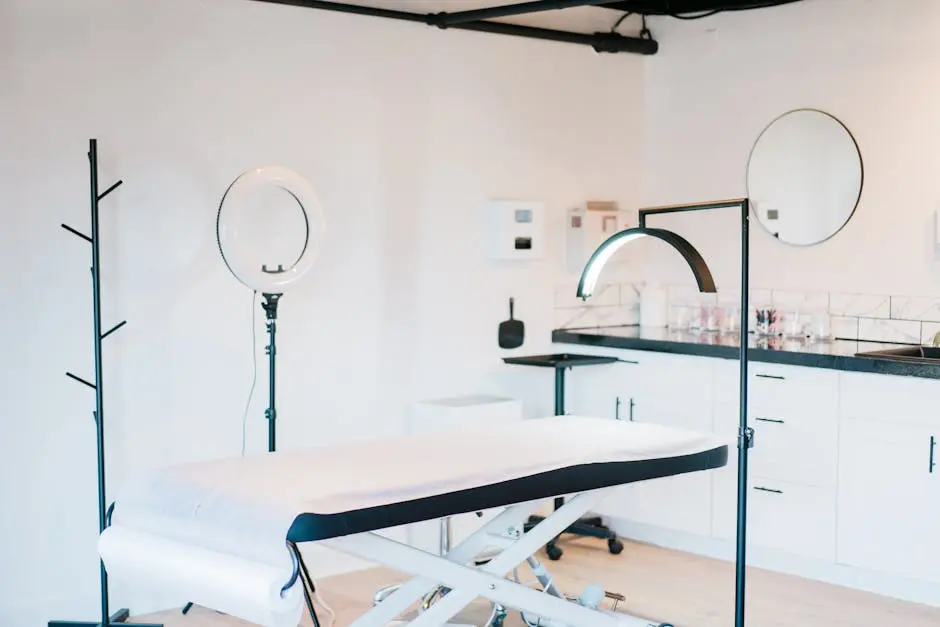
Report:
754,486,783,494
756,417,785,424
930,436,936,474
756,373,785,380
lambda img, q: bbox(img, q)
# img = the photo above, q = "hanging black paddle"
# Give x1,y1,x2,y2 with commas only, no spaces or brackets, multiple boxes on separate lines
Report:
498,297,525,349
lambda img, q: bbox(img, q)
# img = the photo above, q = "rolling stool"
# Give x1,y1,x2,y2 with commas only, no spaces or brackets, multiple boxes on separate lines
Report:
373,514,508,626
503,353,625,560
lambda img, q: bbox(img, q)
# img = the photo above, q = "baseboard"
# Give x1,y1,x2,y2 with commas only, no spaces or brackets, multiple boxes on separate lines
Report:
605,518,940,609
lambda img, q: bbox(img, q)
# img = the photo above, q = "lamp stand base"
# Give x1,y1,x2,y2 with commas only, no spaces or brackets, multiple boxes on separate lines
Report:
49,607,163,627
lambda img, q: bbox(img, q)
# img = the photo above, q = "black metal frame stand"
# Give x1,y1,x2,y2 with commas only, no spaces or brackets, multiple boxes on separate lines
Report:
247,0,658,55
180,291,283,617
49,139,162,627
638,199,752,627
502,353,624,560
261,292,281,452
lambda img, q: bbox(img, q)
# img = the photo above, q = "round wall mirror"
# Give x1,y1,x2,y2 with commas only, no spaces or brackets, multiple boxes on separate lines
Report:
746,108,863,246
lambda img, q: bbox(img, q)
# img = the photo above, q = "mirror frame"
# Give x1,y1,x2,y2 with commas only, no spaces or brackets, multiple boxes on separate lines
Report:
745,107,865,247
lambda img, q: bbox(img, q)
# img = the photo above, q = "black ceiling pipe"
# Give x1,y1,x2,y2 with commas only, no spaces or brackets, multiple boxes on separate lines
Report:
249,0,429,23
436,0,625,25
441,20,657,54
247,0,658,55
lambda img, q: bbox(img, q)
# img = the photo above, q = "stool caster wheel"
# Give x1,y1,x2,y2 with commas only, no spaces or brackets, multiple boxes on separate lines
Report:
545,542,563,561
608,537,624,555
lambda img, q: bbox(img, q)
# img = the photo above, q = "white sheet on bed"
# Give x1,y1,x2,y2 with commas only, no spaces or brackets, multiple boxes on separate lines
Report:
109,415,725,567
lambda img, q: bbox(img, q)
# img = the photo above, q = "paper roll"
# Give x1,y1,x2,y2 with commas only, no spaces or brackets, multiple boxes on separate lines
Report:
99,524,304,627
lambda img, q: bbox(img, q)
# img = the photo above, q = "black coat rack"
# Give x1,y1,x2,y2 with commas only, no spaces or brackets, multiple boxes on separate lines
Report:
48,139,162,627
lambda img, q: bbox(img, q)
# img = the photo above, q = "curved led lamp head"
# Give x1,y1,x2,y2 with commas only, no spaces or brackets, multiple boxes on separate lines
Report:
216,165,325,294
576,226,717,300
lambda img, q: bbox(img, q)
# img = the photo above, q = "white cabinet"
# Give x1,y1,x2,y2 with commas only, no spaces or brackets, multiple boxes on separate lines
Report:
564,358,641,420
836,371,940,583
712,402,837,489
615,397,715,536
836,416,940,583
711,364,839,563
712,430,837,562
609,352,716,537
553,341,940,604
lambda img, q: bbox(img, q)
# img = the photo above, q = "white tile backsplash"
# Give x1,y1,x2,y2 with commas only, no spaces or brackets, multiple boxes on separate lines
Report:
594,304,639,327
830,316,859,340
552,280,940,344
619,282,641,305
749,288,773,307
668,284,721,306
771,289,829,312
829,292,891,319
857,317,921,344
554,281,619,309
921,322,940,345
554,306,596,329
890,295,940,323
667,284,698,304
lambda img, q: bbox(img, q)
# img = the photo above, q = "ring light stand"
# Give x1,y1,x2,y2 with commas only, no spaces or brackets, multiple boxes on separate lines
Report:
260,292,281,452
180,165,324,617
215,165,325,453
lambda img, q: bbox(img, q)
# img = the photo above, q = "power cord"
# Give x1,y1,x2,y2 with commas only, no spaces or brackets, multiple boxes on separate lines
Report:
241,289,259,456
667,0,803,19
291,541,335,627
609,11,632,32
610,1,803,33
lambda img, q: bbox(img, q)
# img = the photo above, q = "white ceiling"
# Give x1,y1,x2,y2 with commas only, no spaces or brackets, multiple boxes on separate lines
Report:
318,0,644,34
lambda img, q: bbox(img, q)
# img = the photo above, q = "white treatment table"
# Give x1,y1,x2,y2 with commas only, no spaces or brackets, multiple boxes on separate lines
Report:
100,415,728,627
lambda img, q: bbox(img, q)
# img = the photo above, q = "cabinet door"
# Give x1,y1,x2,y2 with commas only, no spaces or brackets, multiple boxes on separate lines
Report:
564,360,643,419
601,367,715,536
711,431,836,561
837,417,940,583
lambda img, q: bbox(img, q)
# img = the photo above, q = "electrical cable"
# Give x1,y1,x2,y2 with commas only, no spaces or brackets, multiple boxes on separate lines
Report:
670,9,719,18
513,557,566,627
609,11,633,32
665,0,803,19
241,289,259,456
291,540,335,627
312,587,336,627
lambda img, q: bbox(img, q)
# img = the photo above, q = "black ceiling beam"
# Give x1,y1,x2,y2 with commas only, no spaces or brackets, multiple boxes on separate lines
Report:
437,0,624,25
601,0,804,14
248,0,658,55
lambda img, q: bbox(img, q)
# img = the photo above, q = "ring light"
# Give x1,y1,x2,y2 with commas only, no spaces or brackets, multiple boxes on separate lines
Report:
216,165,325,294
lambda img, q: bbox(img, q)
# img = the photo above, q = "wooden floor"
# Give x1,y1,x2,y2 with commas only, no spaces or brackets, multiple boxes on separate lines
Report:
133,537,940,627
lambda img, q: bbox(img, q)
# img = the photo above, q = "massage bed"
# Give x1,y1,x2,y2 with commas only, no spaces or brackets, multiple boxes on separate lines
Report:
99,415,727,627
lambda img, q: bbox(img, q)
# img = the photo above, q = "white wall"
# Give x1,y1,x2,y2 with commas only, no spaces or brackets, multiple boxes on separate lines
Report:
636,0,940,298
0,0,645,624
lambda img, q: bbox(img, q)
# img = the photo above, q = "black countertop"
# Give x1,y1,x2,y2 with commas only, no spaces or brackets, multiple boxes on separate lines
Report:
552,325,940,380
